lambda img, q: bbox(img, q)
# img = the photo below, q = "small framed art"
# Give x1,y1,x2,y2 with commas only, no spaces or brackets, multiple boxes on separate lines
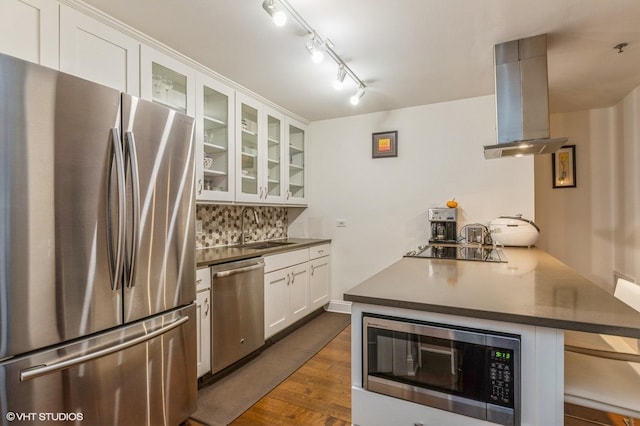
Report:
552,144,576,188
372,131,398,158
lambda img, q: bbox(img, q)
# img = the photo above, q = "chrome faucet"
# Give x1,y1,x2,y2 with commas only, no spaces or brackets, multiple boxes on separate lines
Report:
240,206,260,244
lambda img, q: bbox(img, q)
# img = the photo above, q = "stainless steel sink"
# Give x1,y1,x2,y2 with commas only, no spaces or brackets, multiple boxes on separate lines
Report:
238,241,295,250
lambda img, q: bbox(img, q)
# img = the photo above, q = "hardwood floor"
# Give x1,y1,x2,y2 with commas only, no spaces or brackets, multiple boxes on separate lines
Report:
230,325,352,426
189,324,639,426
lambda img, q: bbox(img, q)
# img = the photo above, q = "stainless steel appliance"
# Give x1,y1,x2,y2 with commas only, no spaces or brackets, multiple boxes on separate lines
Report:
405,243,507,263
428,208,457,243
0,53,196,424
364,314,521,426
483,34,568,159
211,258,265,373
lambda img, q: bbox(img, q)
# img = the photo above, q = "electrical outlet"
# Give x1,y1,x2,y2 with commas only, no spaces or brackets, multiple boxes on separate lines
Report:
195,220,203,234
336,219,347,227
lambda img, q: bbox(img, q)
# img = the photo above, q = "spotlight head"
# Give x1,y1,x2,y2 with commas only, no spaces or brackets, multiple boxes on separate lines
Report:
333,65,346,90
350,87,365,105
262,0,287,26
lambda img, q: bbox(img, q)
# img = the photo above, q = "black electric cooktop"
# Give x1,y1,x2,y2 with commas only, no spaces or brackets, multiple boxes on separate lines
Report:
404,243,507,263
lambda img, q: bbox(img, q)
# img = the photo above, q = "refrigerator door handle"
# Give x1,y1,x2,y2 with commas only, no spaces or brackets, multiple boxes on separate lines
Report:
107,127,126,291
124,131,141,289
19,315,190,382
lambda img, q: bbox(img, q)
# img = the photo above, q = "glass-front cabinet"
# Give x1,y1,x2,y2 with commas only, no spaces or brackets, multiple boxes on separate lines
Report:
264,107,285,203
140,45,195,116
285,118,307,205
235,93,262,203
234,95,285,204
195,73,234,202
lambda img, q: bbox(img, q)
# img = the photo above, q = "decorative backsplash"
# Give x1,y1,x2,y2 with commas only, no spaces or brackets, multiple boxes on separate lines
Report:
196,204,288,249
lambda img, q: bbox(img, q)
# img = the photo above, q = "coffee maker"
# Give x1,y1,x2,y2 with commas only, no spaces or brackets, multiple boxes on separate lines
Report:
428,208,457,243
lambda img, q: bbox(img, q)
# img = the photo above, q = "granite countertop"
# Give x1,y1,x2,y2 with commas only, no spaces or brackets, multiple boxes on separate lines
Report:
344,247,640,338
196,238,331,267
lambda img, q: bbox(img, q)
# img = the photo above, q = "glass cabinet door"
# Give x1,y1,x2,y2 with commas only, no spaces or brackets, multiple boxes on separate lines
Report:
195,74,234,202
236,94,261,202
264,108,285,203
286,119,307,205
140,45,195,116
151,62,187,113
266,114,282,198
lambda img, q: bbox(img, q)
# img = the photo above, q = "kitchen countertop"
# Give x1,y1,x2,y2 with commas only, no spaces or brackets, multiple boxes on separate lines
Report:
344,247,640,338
196,238,331,267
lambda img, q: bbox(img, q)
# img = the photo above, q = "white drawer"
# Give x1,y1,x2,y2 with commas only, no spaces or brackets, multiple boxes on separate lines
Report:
196,267,211,291
309,243,331,259
264,248,309,273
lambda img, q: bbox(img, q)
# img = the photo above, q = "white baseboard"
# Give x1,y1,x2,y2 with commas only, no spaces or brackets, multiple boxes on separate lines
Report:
325,299,352,314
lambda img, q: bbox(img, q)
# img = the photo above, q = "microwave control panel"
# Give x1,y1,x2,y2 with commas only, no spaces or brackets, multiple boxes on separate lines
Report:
488,348,514,407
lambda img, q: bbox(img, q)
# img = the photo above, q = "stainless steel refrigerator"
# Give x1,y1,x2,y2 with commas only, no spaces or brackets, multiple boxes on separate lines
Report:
0,53,197,425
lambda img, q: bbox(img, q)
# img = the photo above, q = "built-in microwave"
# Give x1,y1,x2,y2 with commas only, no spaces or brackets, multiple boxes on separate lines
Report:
363,314,521,426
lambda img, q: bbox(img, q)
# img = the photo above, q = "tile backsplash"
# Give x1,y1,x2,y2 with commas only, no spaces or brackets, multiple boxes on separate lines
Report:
196,204,288,249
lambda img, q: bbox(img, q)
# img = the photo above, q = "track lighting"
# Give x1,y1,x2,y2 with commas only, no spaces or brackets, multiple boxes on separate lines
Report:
261,0,367,106
333,65,346,90
350,86,365,105
306,34,324,64
262,0,287,27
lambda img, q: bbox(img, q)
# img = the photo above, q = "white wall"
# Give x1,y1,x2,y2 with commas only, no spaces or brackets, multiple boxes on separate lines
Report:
535,85,640,292
289,95,536,300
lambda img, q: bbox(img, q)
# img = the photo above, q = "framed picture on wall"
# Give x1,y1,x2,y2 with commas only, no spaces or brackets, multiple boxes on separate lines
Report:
372,131,398,158
552,144,576,188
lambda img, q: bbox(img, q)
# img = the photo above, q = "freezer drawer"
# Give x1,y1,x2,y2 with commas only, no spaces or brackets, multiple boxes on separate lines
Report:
0,304,196,426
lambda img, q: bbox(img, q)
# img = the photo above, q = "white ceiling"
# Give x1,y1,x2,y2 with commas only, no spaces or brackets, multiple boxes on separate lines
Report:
82,0,640,122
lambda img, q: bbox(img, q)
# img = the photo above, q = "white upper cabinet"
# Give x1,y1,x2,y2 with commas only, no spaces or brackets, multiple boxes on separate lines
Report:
59,5,139,95
285,117,308,205
140,45,195,116
263,106,286,204
235,92,264,203
0,0,58,69
195,73,235,202
235,92,288,204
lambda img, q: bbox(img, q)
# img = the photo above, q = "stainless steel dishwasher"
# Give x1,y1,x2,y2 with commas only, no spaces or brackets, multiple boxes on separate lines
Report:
210,257,265,373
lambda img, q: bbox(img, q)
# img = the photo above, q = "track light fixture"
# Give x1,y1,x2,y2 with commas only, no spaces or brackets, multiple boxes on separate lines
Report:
350,86,365,105
306,34,324,64
262,0,287,27
260,0,367,106
333,65,346,90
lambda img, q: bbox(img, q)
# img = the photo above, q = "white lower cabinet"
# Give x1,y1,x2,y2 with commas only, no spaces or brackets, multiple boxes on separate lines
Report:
264,244,331,339
309,244,331,311
196,267,211,378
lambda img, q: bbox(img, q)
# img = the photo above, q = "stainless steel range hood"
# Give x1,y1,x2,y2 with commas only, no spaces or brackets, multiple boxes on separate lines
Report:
484,34,567,159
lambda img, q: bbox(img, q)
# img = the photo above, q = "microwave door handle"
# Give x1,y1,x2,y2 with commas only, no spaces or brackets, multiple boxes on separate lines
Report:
106,128,126,291
19,316,190,382
124,131,140,289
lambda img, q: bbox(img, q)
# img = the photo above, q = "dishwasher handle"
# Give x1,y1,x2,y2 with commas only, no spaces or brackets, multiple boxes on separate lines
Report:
213,262,264,278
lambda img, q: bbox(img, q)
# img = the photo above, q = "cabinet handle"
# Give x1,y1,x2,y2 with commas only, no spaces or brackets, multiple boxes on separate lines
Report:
197,179,203,195
285,273,291,286
196,278,203,284
291,272,295,284
204,298,209,316
310,265,315,276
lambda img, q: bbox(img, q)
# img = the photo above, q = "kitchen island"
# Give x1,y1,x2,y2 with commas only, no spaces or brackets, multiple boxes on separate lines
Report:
344,247,640,426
